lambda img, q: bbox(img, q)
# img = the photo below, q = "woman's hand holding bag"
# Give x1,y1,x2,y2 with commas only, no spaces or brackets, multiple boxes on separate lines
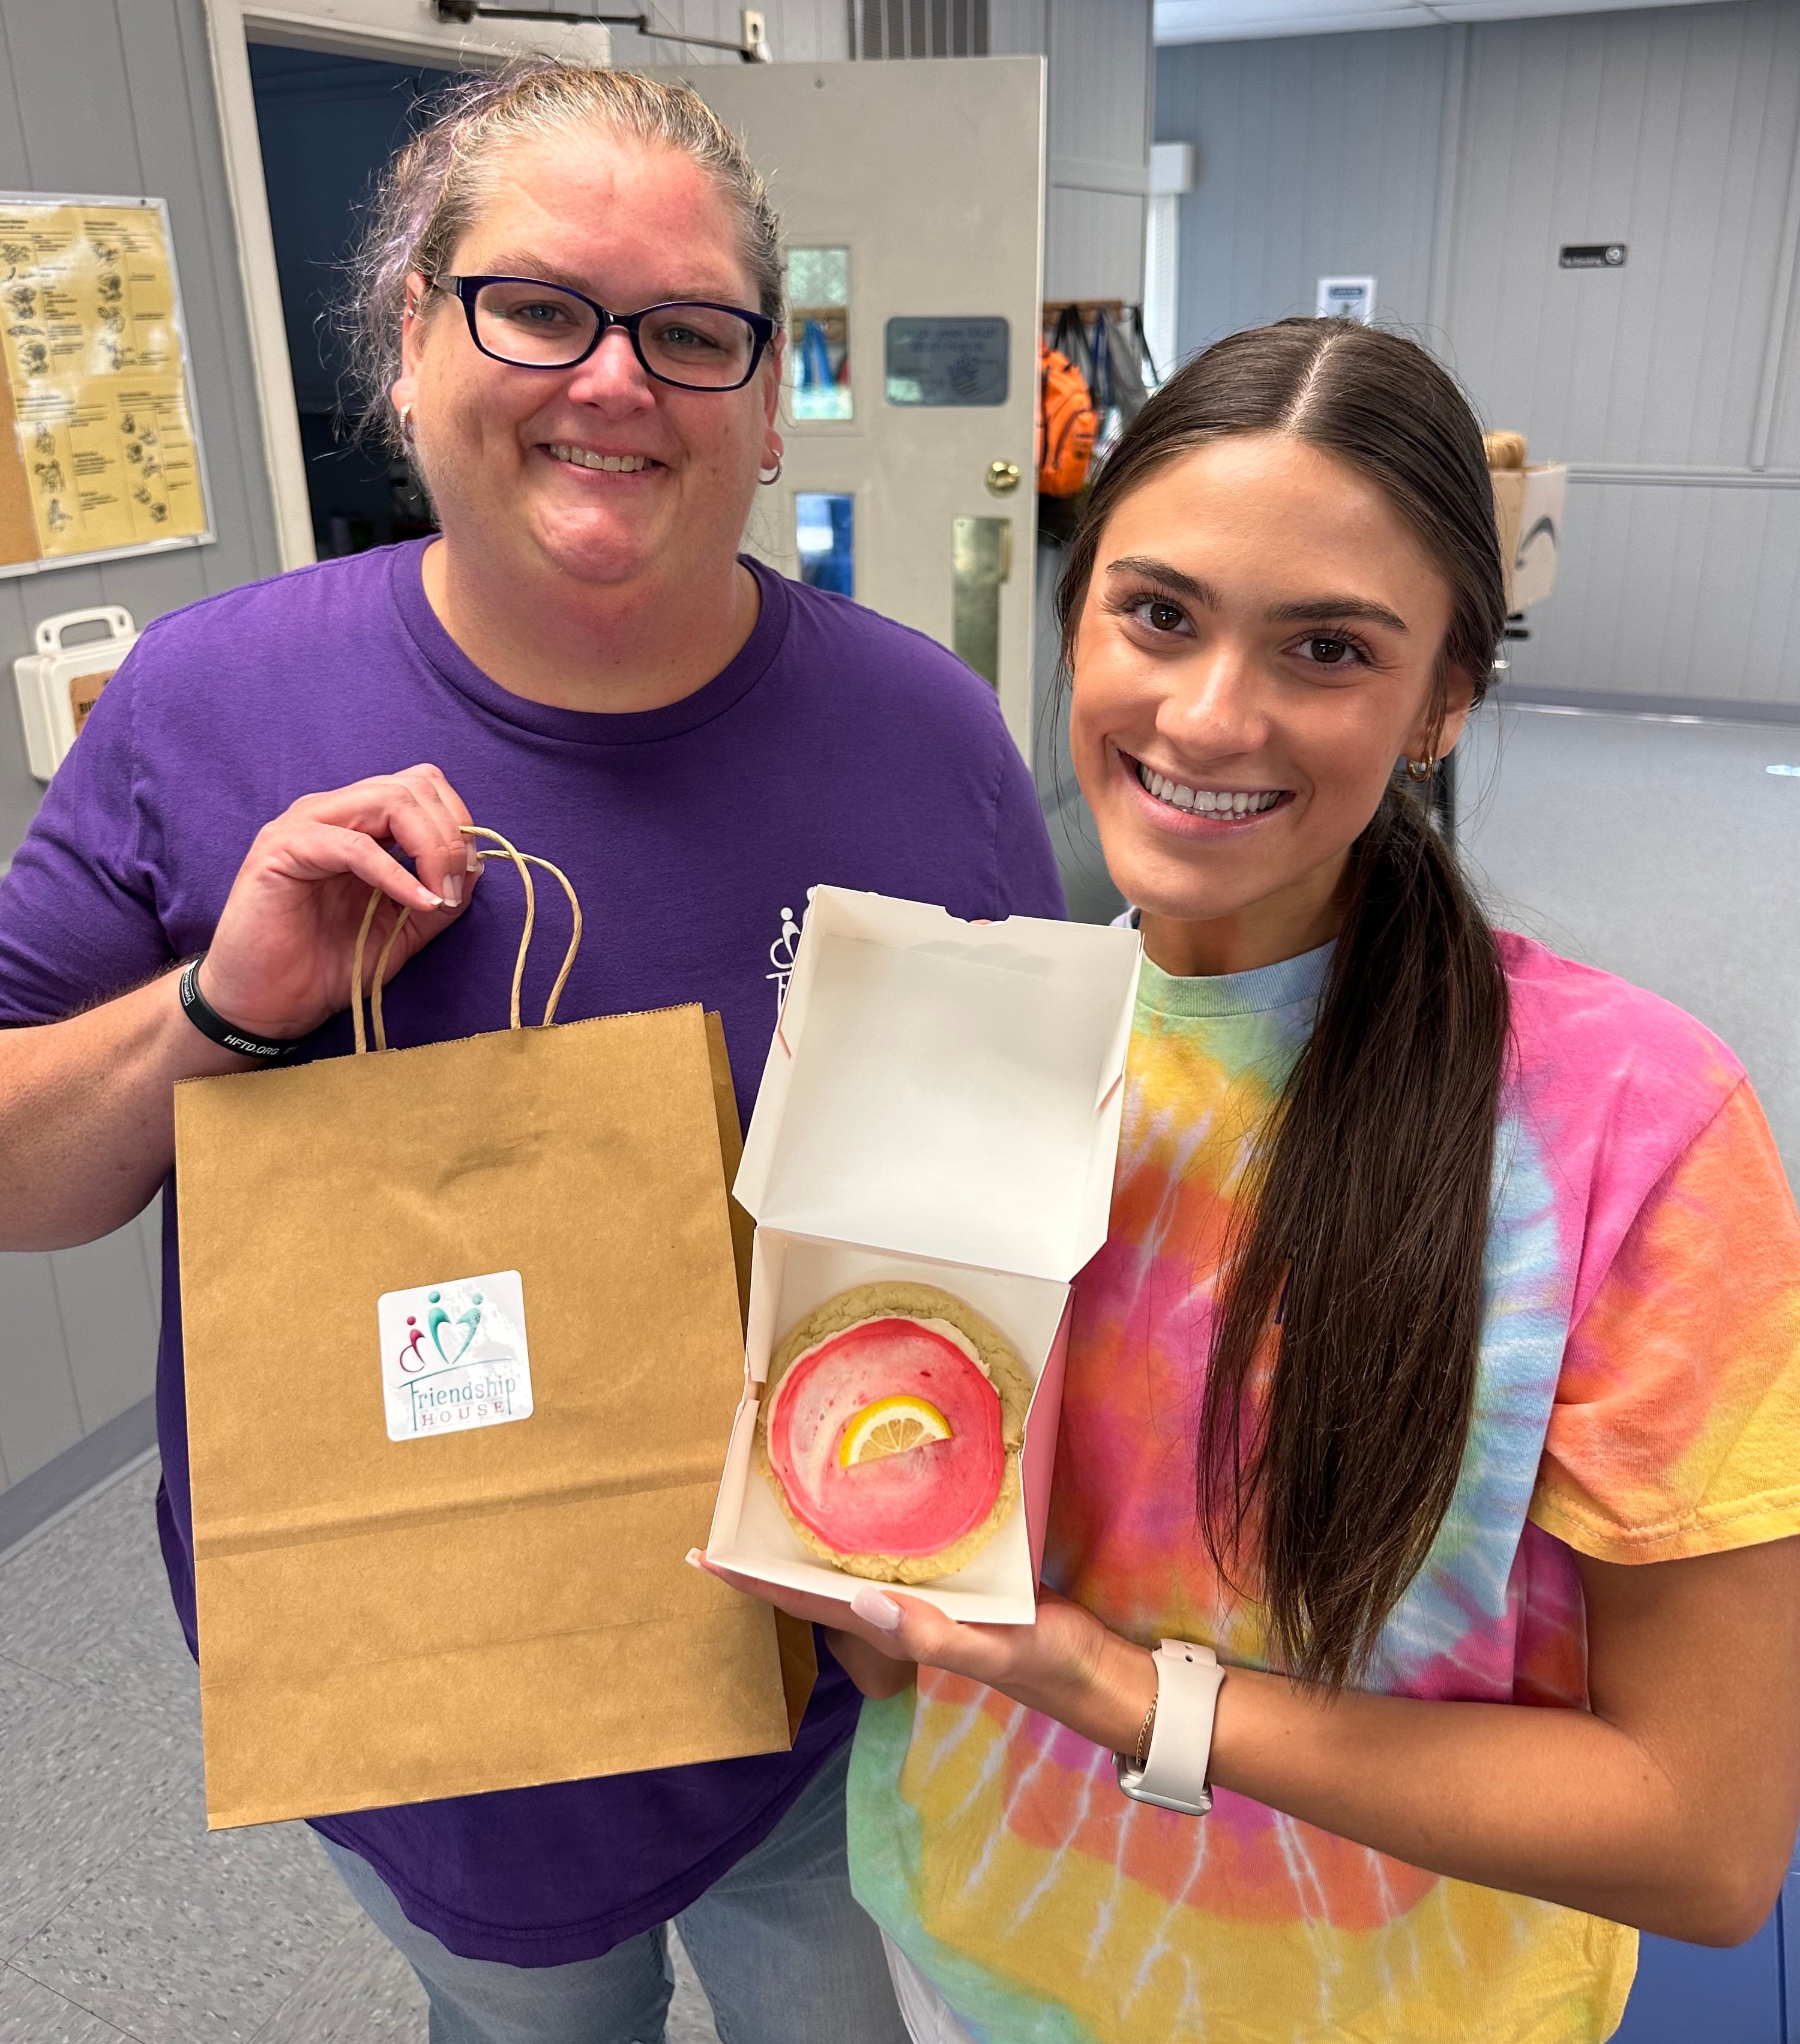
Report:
197,763,480,1046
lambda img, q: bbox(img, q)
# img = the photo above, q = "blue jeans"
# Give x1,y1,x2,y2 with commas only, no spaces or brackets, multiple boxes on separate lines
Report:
320,1742,908,2044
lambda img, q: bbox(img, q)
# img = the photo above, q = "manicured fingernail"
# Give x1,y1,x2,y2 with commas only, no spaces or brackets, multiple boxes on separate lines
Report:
684,1548,705,1570
851,1587,903,1632
442,873,463,908
418,890,445,909
465,845,480,873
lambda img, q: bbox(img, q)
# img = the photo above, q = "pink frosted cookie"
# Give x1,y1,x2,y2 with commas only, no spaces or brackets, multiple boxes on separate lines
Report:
756,1282,1033,1583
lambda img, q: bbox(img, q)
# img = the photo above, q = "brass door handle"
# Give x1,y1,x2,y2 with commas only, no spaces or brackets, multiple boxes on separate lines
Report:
986,459,1022,496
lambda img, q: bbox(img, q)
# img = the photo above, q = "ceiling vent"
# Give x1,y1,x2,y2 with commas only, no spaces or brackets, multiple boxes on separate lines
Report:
850,0,989,58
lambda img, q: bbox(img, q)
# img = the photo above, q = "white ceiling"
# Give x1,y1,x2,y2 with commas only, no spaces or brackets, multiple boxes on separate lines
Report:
1155,0,1740,43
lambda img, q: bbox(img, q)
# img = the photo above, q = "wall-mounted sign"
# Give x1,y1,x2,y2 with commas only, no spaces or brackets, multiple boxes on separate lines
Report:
1316,276,1376,324
0,193,211,579
1560,244,1627,269
884,317,1010,406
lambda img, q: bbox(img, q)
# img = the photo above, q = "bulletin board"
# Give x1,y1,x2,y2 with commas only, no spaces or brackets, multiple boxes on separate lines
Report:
0,193,212,577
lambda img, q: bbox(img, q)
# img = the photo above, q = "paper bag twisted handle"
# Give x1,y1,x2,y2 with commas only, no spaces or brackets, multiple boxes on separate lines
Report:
349,825,583,1055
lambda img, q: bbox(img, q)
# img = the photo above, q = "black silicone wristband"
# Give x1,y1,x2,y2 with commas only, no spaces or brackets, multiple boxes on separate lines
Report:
177,956,301,1064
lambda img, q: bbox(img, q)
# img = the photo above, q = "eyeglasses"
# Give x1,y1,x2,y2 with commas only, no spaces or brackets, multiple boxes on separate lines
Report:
431,276,775,391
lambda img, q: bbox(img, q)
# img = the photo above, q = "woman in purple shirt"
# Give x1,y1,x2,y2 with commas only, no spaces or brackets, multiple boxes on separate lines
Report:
0,65,1061,2044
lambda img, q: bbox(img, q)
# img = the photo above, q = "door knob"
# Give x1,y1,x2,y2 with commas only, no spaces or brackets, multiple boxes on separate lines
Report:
985,459,1022,496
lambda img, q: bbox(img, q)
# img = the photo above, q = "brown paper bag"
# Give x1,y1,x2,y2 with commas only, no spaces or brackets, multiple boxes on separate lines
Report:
176,830,811,1830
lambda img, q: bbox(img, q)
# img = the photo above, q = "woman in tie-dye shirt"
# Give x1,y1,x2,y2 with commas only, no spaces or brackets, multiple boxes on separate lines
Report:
706,320,1800,2043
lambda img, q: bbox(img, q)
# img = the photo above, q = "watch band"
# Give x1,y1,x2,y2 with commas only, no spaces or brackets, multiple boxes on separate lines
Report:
1113,1640,1224,1817
177,955,302,1064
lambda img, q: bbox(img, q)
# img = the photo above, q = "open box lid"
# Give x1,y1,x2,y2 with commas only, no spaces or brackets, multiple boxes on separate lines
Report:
736,890,1142,1283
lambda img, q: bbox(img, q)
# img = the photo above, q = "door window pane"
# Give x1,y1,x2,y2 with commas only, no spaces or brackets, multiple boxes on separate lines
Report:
787,247,852,422
797,492,854,595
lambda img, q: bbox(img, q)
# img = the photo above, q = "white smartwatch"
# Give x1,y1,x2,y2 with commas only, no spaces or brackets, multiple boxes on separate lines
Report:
1113,1639,1224,1817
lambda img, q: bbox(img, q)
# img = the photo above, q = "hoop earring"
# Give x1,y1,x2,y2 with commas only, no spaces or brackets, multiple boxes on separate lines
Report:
1405,754,1436,783
758,455,783,486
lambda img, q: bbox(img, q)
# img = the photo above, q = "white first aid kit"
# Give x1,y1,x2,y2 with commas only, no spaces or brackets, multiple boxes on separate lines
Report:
706,888,1143,1624
13,606,138,781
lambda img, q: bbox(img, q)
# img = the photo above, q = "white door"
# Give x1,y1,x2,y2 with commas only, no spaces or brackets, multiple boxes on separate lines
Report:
653,58,1046,754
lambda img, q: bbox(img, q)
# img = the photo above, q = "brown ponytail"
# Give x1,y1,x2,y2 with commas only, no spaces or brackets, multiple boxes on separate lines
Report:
1057,320,1511,1687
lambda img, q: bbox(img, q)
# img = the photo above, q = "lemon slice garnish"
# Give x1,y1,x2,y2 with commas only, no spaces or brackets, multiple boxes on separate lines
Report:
838,1394,953,1468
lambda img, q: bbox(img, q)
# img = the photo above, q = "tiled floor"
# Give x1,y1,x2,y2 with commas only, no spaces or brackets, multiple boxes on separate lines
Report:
0,1459,723,2044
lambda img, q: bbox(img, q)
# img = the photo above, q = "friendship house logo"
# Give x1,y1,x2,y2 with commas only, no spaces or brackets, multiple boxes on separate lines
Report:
397,1290,484,1372
376,1270,534,1443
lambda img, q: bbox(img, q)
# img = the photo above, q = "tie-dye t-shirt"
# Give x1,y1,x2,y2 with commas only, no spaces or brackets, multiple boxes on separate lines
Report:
848,932,1800,2044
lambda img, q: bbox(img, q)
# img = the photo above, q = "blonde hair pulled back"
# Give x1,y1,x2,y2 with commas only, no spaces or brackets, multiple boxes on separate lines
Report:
341,61,784,450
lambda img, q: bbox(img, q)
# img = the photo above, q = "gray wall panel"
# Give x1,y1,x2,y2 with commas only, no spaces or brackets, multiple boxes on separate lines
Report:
0,0,284,871
49,1222,161,1437
605,0,849,65
1761,117,1800,473
1443,3,1800,469
1505,478,1800,709
1049,0,1148,175
0,0,281,1513
1046,186,1145,303
1043,1,1153,306
116,0,285,607
1160,26,1449,352
139,1205,161,1318
0,1202,162,1494
0,1251,82,1488
1158,0,1800,710
989,0,1049,59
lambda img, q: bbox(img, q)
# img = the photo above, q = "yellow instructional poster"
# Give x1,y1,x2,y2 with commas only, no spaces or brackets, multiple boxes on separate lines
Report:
0,195,209,569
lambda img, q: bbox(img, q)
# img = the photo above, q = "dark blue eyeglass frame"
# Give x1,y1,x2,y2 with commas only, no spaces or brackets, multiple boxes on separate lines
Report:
432,275,776,391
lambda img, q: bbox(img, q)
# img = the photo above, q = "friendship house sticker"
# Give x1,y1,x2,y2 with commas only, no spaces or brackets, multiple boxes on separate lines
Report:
377,1270,534,1442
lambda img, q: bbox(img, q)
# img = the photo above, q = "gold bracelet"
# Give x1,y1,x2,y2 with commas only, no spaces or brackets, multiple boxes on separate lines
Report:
1131,1688,1158,1771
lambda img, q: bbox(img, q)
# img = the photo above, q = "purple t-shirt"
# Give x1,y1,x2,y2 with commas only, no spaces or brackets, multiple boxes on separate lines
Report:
0,541,1063,1965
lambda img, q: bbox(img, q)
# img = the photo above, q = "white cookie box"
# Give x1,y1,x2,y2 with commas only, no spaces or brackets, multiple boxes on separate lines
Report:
705,888,1142,1624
